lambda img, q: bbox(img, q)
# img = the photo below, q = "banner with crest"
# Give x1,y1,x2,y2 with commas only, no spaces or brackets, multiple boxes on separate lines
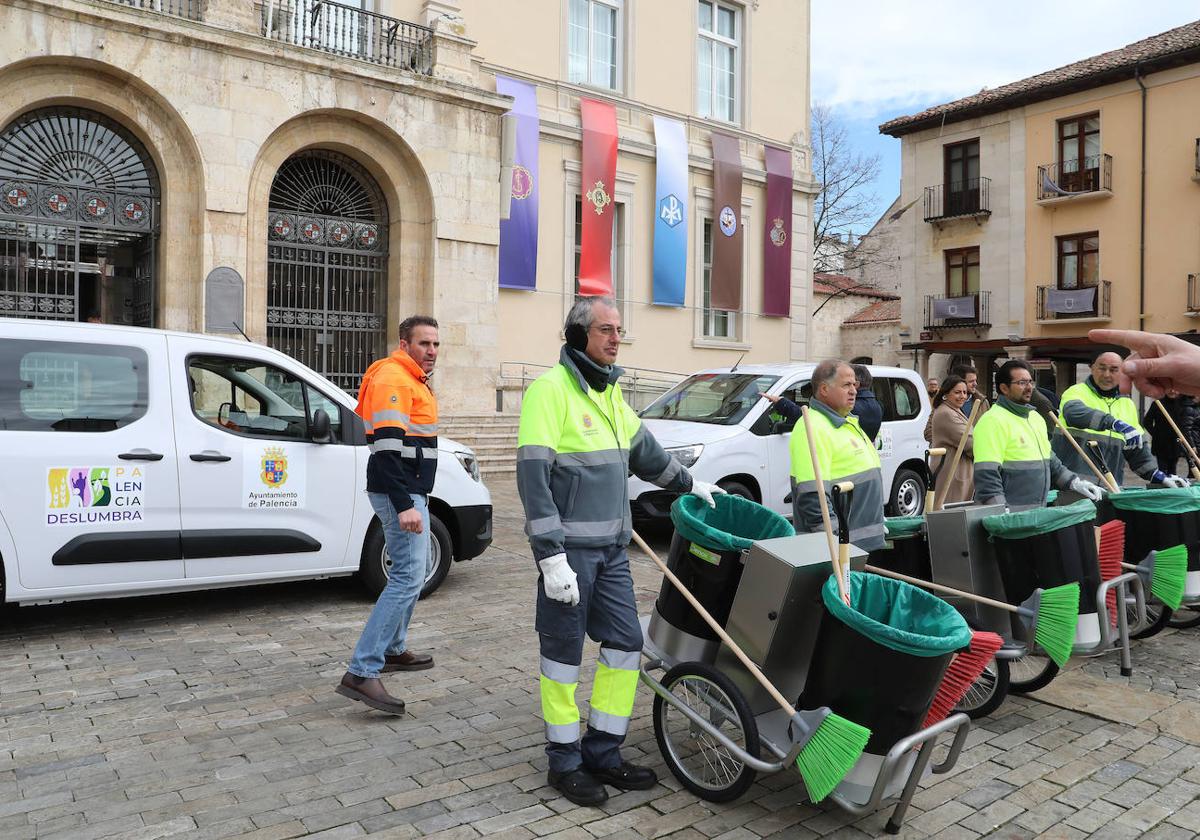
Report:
762,145,793,317
497,75,540,290
652,116,688,307
578,98,618,297
710,132,743,312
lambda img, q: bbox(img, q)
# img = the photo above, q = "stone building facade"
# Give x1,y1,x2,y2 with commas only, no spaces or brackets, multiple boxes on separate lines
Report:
0,0,815,413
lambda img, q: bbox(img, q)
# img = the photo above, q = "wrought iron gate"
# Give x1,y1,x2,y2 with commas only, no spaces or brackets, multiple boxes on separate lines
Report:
0,107,159,325
266,150,388,393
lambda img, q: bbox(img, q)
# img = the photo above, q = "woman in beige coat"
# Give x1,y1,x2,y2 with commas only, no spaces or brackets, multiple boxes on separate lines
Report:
931,376,975,505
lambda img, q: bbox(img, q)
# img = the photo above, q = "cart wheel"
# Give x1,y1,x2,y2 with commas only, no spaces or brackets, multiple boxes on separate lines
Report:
653,661,760,803
1167,605,1200,629
1008,652,1059,694
1130,598,1172,640
953,657,1009,719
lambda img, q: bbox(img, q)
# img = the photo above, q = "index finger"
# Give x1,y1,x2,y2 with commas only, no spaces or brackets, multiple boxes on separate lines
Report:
1089,329,1158,355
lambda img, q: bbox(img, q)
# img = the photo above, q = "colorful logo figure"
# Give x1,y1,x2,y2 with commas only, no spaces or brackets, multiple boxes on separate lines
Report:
85,197,109,219
48,467,113,509
718,205,737,237
585,180,611,216
89,468,112,507
511,165,533,200
5,187,29,209
659,194,683,228
769,218,787,247
260,447,288,487
47,468,71,509
124,201,146,222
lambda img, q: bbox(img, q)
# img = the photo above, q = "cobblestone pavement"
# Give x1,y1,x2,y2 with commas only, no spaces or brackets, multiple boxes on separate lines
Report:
2,476,1200,839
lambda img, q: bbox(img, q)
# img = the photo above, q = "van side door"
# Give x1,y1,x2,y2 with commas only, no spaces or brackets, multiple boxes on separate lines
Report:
762,378,812,517
0,327,183,593
167,337,357,580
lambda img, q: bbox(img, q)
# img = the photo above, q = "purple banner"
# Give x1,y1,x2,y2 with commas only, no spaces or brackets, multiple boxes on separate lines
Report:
497,75,539,290
763,145,792,317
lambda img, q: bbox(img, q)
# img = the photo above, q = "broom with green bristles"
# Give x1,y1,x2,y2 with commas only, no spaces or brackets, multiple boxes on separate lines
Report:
630,529,870,803
862,565,1079,667
1060,426,1189,612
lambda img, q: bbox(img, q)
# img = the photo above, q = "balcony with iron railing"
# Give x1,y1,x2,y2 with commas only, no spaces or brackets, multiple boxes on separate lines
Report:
1036,280,1111,323
923,178,991,223
98,0,435,75
924,291,991,330
1036,154,1112,204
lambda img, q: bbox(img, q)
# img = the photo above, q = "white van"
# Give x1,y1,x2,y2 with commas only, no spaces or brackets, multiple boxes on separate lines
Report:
0,319,492,608
628,363,932,521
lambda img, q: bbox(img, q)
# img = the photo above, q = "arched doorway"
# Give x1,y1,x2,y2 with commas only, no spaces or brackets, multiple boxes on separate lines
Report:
266,150,388,392
0,107,160,325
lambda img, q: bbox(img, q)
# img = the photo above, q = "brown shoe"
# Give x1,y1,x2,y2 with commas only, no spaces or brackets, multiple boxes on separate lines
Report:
382,650,434,672
335,673,406,715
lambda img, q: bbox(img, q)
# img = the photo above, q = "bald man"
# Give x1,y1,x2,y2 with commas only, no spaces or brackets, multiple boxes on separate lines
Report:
1052,351,1187,488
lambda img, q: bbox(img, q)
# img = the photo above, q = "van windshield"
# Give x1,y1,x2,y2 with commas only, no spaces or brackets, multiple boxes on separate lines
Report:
642,373,779,425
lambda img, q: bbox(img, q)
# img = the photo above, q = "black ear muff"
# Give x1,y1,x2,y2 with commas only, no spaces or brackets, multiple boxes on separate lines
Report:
565,323,588,351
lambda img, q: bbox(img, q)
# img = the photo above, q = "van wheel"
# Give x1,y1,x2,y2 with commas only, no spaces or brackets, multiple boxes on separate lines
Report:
888,468,926,517
717,480,755,502
359,513,454,600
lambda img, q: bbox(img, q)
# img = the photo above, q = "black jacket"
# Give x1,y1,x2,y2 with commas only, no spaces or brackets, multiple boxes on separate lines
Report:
851,389,883,441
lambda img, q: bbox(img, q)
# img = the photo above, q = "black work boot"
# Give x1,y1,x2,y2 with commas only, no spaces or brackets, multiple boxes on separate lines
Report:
588,761,658,791
334,673,406,715
547,767,609,806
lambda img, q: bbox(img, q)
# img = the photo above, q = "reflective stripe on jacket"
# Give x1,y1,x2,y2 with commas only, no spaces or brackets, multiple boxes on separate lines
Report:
517,346,692,560
973,396,1072,507
356,350,438,511
789,397,885,551
1051,378,1156,486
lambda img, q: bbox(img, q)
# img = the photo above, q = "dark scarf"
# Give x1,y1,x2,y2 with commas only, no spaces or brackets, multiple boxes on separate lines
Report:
1087,375,1119,399
565,345,616,392
997,395,1032,417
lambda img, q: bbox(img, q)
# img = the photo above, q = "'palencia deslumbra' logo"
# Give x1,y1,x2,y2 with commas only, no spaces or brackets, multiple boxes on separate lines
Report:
46,466,145,525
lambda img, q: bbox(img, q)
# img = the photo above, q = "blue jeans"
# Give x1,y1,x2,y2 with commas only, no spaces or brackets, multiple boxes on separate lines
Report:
347,493,430,679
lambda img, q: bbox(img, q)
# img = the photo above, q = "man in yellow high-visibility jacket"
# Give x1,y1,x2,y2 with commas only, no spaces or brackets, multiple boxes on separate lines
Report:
517,296,724,807
1052,351,1188,488
974,360,1105,507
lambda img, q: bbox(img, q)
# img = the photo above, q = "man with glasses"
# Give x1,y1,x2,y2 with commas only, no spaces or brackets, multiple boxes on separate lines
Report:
1052,351,1187,489
974,359,1105,507
516,295,724,806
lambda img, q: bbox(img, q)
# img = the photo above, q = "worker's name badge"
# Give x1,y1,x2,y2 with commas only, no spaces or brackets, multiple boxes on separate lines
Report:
243,444,306,510
45,466,145,526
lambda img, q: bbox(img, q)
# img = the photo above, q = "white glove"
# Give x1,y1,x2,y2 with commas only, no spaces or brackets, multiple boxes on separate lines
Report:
1069,477,1106,502
689,480,726,509
1162,474,1191,488
538,553,579,605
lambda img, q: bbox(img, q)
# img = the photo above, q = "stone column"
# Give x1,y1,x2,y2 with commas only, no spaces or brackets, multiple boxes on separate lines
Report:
421,0,463,28
428,15,477,86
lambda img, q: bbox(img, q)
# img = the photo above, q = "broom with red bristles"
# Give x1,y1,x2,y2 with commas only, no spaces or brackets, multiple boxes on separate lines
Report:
922,630,1004,727
1097,520,1125,628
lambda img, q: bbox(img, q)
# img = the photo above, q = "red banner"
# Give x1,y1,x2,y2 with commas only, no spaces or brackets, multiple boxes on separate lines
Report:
762,145,793,316
578,99,618,297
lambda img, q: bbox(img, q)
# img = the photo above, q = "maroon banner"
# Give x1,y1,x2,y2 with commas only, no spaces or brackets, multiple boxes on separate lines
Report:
579,99,618,297
710,132,743,312
763,145,793,317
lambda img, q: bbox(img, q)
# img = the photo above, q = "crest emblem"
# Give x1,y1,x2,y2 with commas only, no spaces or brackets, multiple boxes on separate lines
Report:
357,225,378,248
123,201,145,222
585,180,611,216
260,447,288,487
329,222,352,244
769,218,787,247
46,192,70,214
271,216,293,238
511,165,533,200
659,194,683,228
301,220,323,241
5,187,29,209
718,205,737,237
582,413,593,429
84,196,109,219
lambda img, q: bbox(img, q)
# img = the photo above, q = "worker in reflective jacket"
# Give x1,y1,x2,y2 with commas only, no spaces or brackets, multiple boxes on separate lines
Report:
1052,351,1188,488
789,359,886,551
974,359,1105,507
518,296,725,807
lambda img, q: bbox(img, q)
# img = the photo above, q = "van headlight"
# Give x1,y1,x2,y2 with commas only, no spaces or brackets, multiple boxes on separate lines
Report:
453,450,481,482
665,444,703,468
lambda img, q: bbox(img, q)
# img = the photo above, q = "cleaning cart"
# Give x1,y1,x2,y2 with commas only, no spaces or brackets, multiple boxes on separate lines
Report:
637,494,972,834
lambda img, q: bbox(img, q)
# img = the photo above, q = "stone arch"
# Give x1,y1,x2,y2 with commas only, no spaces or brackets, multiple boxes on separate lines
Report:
246,110,435,346
0,56,206,330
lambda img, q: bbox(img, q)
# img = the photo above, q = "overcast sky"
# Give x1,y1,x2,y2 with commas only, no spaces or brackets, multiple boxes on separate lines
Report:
811,1,1199,230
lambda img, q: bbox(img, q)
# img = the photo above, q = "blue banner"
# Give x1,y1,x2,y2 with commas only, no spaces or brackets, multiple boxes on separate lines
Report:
652,116,688,307
496,75,539,290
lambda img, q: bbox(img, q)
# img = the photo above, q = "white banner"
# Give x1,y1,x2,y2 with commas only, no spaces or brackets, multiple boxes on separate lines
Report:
932,295,976,320
1045,286,1096,314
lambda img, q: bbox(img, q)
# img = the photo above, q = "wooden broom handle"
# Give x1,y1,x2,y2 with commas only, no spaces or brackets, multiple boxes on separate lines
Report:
1155,399,1200,481
864,564,1018,614
800,406,838,566
631,530,798,717
1051,411,1120,493
1086,440,1121,493
932,400,982,511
